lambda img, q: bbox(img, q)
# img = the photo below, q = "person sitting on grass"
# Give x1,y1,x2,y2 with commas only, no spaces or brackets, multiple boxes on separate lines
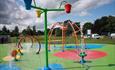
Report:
11,49,23,61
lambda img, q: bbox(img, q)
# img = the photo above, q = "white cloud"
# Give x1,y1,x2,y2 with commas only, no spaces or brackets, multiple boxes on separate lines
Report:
72,0,112,16
0,0,112,31
78,11,90,16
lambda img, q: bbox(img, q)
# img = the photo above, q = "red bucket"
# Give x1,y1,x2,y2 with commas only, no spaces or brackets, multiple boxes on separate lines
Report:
65,3,71,13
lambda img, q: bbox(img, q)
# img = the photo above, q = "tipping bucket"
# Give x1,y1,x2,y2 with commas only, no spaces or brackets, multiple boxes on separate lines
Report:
65,3,71,13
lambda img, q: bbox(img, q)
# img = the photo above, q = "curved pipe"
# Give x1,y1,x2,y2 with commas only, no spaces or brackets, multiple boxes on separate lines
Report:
67,22,82,54
18,36,33,48
48,22,86,53
68,22,79,46
48,23,62,51
33,36,41,54
17,35,41,54
73,23,86,52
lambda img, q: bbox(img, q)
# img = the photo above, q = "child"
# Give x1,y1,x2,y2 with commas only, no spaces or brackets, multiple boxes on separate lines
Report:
11,49,23,61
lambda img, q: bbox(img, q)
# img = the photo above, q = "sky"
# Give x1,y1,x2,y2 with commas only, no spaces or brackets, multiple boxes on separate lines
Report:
0,0,115,31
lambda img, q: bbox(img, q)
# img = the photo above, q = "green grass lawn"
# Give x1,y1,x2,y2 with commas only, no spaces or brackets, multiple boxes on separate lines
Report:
0,43,16,63
0,44,10,63
0,37,115,70
10,36,115,44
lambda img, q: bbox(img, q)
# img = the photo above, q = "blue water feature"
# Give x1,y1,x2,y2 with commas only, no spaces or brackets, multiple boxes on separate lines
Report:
38,64,64,70
52,44,104,50
84,44,104,49
0,64,20,70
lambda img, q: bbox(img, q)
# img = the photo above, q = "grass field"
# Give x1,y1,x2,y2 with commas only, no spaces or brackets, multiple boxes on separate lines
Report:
0,37,115,70
11,36,115,44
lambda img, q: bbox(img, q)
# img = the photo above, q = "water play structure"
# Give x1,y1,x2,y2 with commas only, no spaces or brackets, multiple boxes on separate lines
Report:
22,0,106,70
48,22,84,50
0,0,109,70
23,0,72,70
48,21,89,63
17,35,41,54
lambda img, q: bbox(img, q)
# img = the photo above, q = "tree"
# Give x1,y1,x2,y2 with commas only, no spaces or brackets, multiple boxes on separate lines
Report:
83,22,93,34
107,16,115,34
37,30,44,35
10,26,19,37
93,15,115,35
14,26,19,36
32,26,36,35
1,26,10,35
26,26,33,35
64,20,73,36
0,30,2,35
93,16,108,34
64,20,72,26
22,26,33,36
22,29,27,36
55,28,62,36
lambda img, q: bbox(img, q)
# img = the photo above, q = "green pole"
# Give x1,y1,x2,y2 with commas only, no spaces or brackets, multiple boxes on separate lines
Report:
31,5,65,69
44,9,49,68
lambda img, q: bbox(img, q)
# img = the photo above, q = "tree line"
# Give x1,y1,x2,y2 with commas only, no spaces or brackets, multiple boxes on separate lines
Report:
0,15,115,37
83,15,115,35
0,20,80,37
0,26,44,37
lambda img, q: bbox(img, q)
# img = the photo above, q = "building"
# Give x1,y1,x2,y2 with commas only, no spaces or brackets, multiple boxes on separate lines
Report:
0,35,10,44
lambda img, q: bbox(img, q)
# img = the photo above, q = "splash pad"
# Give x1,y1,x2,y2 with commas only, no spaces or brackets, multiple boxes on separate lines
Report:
54,50,107,61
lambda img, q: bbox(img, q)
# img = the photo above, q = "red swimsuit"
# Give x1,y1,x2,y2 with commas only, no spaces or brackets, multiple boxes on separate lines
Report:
11,50,18,57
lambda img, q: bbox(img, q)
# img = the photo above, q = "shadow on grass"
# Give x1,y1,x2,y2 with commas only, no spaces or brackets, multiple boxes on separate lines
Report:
74,61,92,63
54,64,115,70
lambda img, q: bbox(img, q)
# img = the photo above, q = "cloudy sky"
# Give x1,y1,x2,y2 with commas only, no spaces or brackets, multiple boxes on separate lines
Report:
0,0,115,31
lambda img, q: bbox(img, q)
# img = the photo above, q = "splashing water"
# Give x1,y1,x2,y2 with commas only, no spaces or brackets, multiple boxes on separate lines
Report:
23,43,32,53
9,60,13,69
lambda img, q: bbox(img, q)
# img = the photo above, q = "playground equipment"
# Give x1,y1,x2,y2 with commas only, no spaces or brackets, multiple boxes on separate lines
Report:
23,0,88,69
23,0,72,70
6,34,41,61
1,0,110,70
48,21,87,64
17,34,41,54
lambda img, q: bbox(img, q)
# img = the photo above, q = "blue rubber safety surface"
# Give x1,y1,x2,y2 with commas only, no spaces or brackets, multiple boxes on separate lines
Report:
38,64,64,70
0,64,20,70
84,44,103,49
52,44,104,50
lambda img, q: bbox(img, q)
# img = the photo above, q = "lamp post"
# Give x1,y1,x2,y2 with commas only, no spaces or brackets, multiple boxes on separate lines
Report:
23,0,71,70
